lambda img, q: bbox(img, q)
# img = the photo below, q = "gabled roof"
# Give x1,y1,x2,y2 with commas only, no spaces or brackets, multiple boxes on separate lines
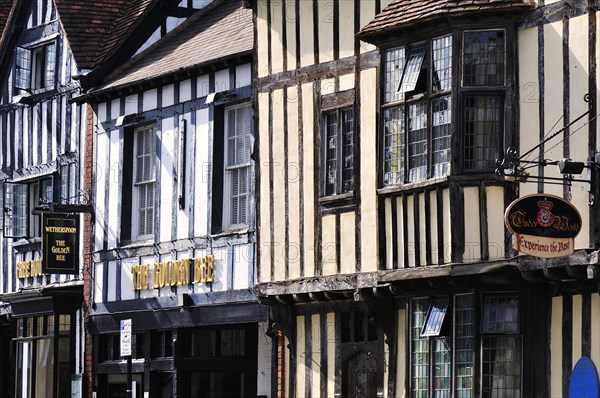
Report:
89,0,252,96
359,0,534,39
55,0,155,70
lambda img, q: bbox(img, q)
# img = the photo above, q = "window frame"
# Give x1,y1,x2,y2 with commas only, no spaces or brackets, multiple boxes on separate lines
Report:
380,27,512,189
15,39,57,93
321,105,356,198
131,124,157,241
222,102,253,230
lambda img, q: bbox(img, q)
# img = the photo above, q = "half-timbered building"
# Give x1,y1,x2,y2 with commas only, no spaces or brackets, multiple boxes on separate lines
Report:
76,1,271,396
0,1,138,396
0,0,212,396
253,0,600,397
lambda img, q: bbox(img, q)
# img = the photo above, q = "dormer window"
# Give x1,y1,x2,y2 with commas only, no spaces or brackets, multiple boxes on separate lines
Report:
15,41,56,92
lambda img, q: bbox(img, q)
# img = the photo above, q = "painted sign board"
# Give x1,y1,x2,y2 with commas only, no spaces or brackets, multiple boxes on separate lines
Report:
120,319,132,357
505,194,581,258
569,357,599,398
42,213,80,274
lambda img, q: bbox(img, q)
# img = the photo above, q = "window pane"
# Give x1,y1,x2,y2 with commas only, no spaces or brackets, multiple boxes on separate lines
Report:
431,96,452,177
463,30,505,86
408,101,427,182
6,183,28,237
421,297,449,337
44,42,56,89
35,338,54,398
16,47,32,90
220,329,245,356
341,108,354,193
433,337,451,398
399,46,426,93
482,336,522,398
411,298,429,398
325,111,338,195
383,107,405,186
482,295,520,334
455,294,474,398
432,35,452,92
463,95,501,170
385,47,405,103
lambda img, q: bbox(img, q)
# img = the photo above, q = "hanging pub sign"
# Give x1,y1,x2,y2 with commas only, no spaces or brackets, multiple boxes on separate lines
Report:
42,213,80,274
505,194,582,258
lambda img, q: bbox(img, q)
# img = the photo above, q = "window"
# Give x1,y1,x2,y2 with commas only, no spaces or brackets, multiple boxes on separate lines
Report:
15,314,72,398
4,177,53,238
133,125,156,240
151,330,173,359
15,41,56,92
323,107,355,196
183,327,246,358
59,163,78,204
382,30,506,186
223,104,252,229
410,293,521,398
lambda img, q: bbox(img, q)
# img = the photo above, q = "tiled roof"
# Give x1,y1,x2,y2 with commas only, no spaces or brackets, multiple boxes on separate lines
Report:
0,0,12,30
55,0,156,70
95,0,252,93
359,0,534,37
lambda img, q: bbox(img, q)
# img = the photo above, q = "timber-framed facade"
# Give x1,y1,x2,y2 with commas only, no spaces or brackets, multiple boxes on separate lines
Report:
78,1,272,396
253,0,600,397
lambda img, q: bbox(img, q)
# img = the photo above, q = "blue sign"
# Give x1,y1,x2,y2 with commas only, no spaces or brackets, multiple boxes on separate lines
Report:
569,357,599,398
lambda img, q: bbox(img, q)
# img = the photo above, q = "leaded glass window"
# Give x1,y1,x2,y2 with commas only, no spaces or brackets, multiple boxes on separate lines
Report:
323,107,354,196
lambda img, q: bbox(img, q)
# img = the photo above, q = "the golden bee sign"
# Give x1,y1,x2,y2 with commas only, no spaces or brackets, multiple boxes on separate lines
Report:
131,255,215,291
505,194,582,258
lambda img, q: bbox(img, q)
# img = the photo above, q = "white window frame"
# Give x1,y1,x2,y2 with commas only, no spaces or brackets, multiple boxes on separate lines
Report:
132,125,156,241
222,103,252,230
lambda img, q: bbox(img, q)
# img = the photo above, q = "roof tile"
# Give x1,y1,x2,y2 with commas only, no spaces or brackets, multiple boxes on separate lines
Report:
360,0,534,37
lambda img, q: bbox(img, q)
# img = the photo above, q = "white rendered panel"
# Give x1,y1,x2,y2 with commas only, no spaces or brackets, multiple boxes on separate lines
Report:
233,244,251,290
160,117,176,242
214,69,230,93
163,84,175,107
569,15,590,249
340,212,356,274
543,22,564,197
272,90,286,281
194,109,209,236
360,69,379,271
143,89,158,112
180,79,192,103
518,28,539,198
107,129,120,248
236,64,251,88
287,85,301,279
125,94,137,115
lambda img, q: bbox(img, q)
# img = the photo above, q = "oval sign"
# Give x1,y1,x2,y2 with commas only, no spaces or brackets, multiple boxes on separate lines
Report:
569,356,600,398
505,194,582,239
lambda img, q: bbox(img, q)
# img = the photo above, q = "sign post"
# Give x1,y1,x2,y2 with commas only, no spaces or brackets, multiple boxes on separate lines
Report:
120,319,133,398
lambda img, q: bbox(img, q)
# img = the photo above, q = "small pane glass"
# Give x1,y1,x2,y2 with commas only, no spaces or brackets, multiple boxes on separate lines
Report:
383,107,405,186
463,30,505,86
399,46,426,93
421,297,450,337
482,295,520,334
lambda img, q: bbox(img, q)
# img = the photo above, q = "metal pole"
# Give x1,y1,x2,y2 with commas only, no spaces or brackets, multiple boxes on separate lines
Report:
127,355,132,398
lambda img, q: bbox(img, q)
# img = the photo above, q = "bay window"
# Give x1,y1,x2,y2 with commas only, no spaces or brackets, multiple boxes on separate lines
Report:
410,293,521,398
382,29,507,186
